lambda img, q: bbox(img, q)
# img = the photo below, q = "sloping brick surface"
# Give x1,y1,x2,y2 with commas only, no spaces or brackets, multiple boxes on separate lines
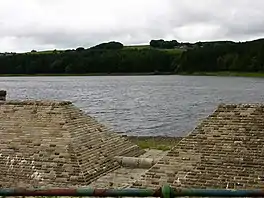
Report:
133,104,264,189
0,100,144,187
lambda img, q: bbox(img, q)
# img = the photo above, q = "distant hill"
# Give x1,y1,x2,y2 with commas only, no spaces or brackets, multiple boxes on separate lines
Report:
0,38,263,75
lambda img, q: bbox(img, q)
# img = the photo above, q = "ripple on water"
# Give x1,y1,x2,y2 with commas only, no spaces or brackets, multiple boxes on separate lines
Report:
0,75,264,136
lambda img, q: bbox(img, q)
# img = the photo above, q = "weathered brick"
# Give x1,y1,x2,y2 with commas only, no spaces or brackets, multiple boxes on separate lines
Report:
132,103,264,190
0,100,144,188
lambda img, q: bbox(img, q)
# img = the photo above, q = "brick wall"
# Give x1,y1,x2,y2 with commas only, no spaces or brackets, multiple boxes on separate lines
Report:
133,104,264,189
0,100,144,187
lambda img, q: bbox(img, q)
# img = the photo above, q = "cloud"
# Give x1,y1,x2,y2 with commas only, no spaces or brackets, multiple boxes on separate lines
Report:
0,0,264,52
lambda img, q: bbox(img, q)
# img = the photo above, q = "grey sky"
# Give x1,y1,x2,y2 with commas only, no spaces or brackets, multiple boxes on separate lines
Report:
0,0,264,52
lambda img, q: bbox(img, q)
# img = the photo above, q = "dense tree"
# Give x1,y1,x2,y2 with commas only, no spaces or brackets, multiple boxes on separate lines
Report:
0,43,178,74
179,39,264,73
90,41,123,50
76,47,85,52
0,39,264,75
150,39,179,49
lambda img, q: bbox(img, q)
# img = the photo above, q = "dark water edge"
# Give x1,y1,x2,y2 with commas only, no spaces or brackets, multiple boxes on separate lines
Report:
0,72,173,77
1,71,264,77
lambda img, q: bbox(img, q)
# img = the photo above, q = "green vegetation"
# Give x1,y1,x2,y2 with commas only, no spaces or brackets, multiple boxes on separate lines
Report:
90,41,123,50
27,49,64,54
150,39,179,49
1,38,264,75
0,43,180,74
124,45,150,49
159,48,183,54
178,39,264,74
128,136,182,151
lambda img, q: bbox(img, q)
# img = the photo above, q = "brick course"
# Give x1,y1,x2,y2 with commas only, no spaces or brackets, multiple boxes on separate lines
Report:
133,104,264,189
0,100,144,188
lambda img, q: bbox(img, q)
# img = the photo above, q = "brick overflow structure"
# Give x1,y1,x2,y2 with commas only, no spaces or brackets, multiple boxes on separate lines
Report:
133,104,264,190
0,99,144,188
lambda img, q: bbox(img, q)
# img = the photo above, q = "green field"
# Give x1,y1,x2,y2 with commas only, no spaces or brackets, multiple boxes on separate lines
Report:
158,48,183,54
23,50,64,55
123,45,150,49
124,45,184,54
25,45,184,54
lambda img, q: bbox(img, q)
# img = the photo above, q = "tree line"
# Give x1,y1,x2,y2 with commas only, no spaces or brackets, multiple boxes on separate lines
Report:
0,42,177,74
0,39,264,74
178,39,264,73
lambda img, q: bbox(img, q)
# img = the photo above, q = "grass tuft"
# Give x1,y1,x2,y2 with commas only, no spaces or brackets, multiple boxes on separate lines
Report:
127,136,182,151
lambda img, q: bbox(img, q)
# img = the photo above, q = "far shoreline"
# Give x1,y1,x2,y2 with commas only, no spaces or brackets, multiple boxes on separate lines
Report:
0,71,264,78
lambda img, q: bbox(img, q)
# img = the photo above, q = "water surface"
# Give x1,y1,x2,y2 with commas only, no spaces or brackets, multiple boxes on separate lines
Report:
1,75,264,136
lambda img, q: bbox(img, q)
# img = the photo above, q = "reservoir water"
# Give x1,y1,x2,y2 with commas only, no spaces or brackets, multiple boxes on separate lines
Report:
1,75,264,136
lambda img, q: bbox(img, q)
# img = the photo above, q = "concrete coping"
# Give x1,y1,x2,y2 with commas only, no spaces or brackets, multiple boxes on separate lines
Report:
114,156,159,169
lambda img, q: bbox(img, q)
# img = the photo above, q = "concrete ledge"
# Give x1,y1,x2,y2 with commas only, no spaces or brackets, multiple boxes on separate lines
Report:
114,156,159,168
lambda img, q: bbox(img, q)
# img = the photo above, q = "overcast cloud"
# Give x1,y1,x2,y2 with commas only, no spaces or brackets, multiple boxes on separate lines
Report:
0,0,264,52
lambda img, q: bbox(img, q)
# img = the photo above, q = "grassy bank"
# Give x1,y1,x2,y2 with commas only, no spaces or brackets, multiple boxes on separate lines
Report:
127,136,182,151
178,71,264,78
